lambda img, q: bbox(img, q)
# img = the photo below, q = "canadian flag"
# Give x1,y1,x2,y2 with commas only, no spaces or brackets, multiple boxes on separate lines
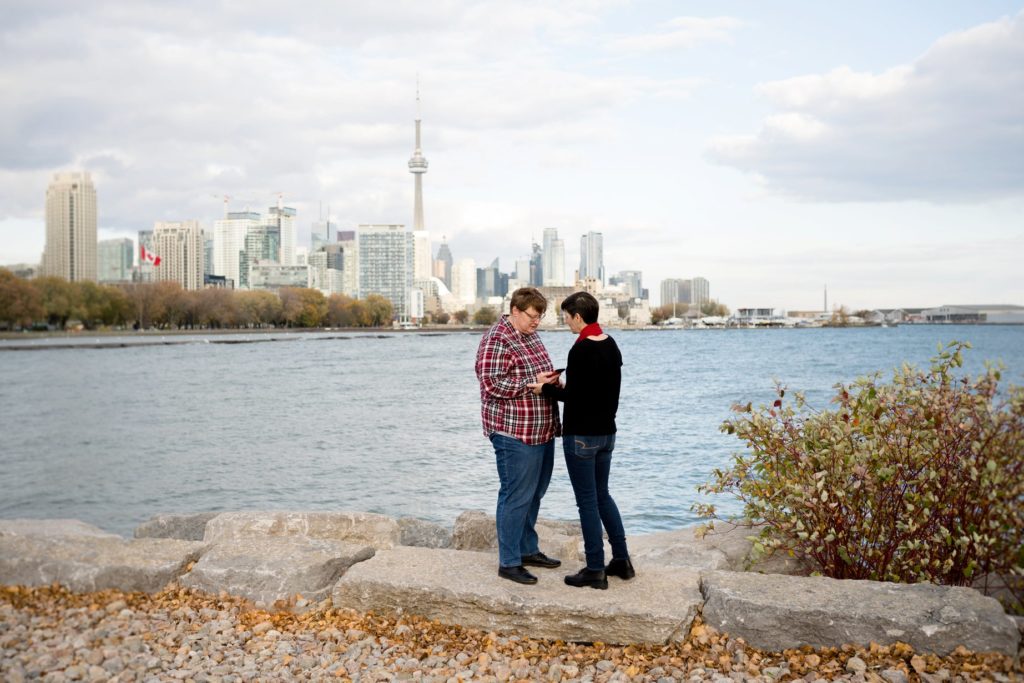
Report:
140,245,161,266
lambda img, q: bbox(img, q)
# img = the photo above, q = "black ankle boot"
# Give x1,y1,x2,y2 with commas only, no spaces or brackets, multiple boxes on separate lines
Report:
564,567,608,589
605,557,635,580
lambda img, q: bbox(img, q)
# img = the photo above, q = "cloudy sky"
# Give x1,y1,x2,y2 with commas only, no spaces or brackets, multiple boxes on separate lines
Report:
1,1,1022,309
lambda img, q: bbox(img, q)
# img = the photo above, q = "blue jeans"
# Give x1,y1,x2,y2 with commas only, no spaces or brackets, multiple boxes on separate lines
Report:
490,433,554,568
563,434,628,570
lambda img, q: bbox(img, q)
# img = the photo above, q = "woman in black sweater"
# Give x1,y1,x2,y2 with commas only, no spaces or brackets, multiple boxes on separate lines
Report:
530,292,635,589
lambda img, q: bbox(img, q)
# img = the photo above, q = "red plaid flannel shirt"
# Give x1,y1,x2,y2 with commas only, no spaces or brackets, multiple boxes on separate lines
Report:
475,315,561,445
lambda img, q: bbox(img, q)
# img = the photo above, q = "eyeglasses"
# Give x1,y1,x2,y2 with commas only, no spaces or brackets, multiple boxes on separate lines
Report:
517,309,542,322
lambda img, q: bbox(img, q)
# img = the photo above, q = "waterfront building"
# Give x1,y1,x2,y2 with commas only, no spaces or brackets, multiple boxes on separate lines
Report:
337,231,359,297
42,171,97,281
213,211,260,289
579,231,605,285
691,277,710,308
413,231,433,281
268,204,297,266
610,270,644,300
434,239,453,289
357,224,412,321
249,263,308,292
542,228,565,286
529,241,543,287
451,258,477,305
239,225,280,290
152,220,204,290
97,238,134,283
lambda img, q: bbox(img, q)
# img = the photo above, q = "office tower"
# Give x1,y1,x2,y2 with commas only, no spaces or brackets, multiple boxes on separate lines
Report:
434,239,453,289
213,211,260,288
42,171,97,281
268,203,296,266
337,231,358,297
477,258,502,299
358,224,412,320
97,238,134,283
152,220,204,290
409,87,428,232
660,278,692,307
579,231,605,285
691,277,710,308
529,241,543,286
612,270,643,299
542,228,565,286
514,258,530,283
203,235,213,278
451,258,477,305
239,225,280,289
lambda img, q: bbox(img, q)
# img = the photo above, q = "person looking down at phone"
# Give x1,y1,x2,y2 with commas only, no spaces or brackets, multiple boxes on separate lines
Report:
475,287,563,585
528,291,634,590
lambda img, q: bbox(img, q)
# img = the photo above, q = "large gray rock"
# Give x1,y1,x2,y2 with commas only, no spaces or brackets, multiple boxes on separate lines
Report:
333,546,702,644
700,570,1021,656
134,512,220,541
180,537,374,605
398,517,452,549
452,510,581,563
0,535,205,593
627,522,809,575
203,511,402,548
0,519,120,539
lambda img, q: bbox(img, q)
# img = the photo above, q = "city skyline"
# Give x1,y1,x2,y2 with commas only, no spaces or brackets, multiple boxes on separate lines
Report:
1,2,1022,310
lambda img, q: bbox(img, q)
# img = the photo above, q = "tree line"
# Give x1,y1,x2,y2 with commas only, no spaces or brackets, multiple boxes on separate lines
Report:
0,270,397,330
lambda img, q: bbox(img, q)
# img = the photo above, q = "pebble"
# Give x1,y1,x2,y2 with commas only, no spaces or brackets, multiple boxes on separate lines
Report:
1,585,1018,682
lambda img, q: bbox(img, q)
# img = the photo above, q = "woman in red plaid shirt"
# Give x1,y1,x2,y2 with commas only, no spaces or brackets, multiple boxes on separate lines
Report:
475,287,564,585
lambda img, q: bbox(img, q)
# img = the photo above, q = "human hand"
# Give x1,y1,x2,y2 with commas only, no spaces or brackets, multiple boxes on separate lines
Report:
527,381,546,395
536,370,561,384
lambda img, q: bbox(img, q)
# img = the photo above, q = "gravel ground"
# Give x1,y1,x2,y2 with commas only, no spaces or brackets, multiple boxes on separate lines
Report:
1,584,1019,682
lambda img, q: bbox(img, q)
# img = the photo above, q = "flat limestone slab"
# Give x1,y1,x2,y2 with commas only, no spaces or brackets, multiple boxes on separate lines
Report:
0,519,120,539
333,546,702,644
204,511,401,548
0,535,206,593
181,537,374,605
701,570,1021,656
626,522,808,575
134,512,220,541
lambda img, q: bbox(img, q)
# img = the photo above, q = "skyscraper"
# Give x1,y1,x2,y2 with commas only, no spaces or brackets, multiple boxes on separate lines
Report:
152,220,204,290
268,203,296,266
579,231,604,285
358,224,412,320
239,225,280,289
542,228,565,287
691,277,710,308
213,211,260,288
97,238,134,283
42,171,97,281
660,278,692,308
434,239,453,289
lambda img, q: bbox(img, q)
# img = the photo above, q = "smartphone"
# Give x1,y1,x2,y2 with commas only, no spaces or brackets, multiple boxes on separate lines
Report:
554,368,565,373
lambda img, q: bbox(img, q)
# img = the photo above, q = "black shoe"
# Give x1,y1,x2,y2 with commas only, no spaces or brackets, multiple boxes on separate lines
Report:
521,552,561,569
564,567,608,589
605,557,636,580
498,565,538,585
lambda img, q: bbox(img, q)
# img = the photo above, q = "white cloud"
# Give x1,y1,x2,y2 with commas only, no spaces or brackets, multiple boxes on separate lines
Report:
707,12,1024,202
607,16,740,52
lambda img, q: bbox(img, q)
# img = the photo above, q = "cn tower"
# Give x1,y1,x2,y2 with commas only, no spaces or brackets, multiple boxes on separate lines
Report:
408,84,428,231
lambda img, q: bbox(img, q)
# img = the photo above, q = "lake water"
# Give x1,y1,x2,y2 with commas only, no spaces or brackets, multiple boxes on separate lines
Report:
2,324,1022,537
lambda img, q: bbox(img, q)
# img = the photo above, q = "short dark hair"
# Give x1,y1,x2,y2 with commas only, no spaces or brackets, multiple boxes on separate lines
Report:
510,287,548,316
561,291,599,324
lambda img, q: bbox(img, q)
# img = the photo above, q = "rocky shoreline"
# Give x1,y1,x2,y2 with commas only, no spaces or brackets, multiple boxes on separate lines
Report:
1,511,1021,682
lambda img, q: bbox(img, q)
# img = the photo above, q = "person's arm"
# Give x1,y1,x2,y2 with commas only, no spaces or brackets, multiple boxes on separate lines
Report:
476,338,529,399
541,346,580,402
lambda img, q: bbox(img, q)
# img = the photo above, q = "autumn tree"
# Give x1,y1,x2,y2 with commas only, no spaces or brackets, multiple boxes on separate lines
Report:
473,306,498,326
280,287,327,327
453,309,469,324
365,294,394,327
0,269,42,329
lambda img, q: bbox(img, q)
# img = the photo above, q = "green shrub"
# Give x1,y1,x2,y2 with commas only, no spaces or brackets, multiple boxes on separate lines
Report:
695,341,1024,612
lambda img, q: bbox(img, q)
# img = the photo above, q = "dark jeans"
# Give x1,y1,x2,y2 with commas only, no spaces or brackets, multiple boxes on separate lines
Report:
489,433,555,568
563,434,628,570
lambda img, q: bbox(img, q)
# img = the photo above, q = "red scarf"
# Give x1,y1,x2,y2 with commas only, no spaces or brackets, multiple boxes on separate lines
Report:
575,322,603,344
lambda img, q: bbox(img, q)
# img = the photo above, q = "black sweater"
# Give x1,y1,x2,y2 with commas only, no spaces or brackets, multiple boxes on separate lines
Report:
542,336,622,435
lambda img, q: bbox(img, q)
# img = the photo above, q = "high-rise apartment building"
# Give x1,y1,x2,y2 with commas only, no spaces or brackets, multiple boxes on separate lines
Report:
152,220,204,290
451,258,477,305
239,225,280,289
358,224,412,321
213,211,260,288
691,277,710,308
97,238,134,283
542,228,565,287
42,171,97,281
660,278,692,308
529,241,543,287
612,270,644,299
579,231,604,285
337,231,358,297
413,231,433,281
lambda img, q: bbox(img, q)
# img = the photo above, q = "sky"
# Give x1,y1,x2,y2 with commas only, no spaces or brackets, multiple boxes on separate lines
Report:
1,1,1022,310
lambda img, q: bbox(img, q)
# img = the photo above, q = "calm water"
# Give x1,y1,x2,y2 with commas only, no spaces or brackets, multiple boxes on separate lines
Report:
2,325,1022,537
